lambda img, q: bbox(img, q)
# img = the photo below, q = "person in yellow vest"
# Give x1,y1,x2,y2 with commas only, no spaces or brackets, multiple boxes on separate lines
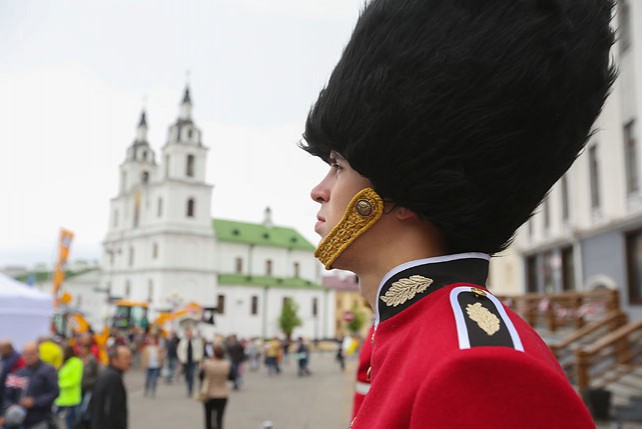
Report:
38,336,63,369
55,344,83,429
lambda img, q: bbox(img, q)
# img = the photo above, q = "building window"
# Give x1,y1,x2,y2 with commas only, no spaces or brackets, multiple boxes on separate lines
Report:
142,171,149,184
113,210,119,227
626,230,642,304
561,175,569,222
625,121,639,195
266,260,273,276
186,154,195,177
542,197,550,231
251,296,258,315
125,280,131,298
561,246,575,291
157,198,163,217
312,297,318,317
235,257,243,274
152,243,158,259
589,145,601,209
128,246,134,267
620,0,631,54
293,262,300,278
217,295,226,315
526,255,538,293
543,251,555,293
187,198,195,218
142,151,147,161
188,129,193,139
147,280,154,301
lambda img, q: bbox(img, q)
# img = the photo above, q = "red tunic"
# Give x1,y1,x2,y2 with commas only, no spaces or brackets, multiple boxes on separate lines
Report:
353,324,375,418
351,254,594,429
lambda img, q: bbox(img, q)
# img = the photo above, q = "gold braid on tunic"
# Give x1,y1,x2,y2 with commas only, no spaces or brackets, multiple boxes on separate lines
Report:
314,187,384,269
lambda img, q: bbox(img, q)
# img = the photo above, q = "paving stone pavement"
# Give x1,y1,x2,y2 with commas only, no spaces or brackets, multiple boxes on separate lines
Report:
127,352,355,429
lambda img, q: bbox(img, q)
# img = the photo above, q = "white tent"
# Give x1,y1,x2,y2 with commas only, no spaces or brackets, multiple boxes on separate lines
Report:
0,273,53,350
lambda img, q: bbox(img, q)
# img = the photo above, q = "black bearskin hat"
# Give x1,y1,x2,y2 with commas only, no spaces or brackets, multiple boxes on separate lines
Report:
302,0,616,255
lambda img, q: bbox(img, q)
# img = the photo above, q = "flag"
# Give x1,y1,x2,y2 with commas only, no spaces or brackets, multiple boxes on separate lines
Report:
5,374,28,389
53,228,74,308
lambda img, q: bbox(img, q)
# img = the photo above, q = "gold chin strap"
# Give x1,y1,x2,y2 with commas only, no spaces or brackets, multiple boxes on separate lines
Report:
314,187,384,270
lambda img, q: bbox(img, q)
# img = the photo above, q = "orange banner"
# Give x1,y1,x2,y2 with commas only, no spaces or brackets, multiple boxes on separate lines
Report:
53,228,74,308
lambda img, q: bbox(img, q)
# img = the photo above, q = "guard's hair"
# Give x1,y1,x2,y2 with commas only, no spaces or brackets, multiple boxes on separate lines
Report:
302,0,616,254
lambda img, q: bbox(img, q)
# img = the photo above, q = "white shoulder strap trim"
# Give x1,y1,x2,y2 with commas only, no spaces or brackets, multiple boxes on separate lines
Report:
449,286,524,351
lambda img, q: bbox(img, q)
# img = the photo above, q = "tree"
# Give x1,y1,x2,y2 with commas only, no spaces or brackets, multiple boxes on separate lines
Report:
347,302,366,335
278,298,302,340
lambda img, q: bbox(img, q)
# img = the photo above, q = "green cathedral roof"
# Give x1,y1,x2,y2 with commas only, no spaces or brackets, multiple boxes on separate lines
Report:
212,218,315,250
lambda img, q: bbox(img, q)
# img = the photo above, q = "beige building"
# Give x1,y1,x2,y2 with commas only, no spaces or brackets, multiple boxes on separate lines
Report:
323,272,373,339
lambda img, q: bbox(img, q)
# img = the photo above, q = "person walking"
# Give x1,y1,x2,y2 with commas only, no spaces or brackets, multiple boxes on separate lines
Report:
76,343,99,429
295,337,311,376
0,341,59,429
141,335,164,397
55,345,83,429
264,338,281,376
164,333,179,384
201,345,230,429
91,345,131,429
224,335,244,390
177,328,204,397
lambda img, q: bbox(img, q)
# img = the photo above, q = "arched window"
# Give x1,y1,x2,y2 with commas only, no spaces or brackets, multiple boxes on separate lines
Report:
266,259,273,276
293,262,300,278
187,198,195,218
235,257,243,274
142,171,149,184
186,154,195,177
142,151,147,161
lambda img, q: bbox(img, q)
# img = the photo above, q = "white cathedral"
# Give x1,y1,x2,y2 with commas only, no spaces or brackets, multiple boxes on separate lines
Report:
101,86,334,339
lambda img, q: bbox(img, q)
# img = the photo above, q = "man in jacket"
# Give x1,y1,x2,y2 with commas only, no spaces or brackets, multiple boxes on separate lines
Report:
176,328,203,397
91,345,131,429
0,341,59,429
0,340,25,410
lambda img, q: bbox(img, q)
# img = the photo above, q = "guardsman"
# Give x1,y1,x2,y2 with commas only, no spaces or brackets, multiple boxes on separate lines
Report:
302,0,614,427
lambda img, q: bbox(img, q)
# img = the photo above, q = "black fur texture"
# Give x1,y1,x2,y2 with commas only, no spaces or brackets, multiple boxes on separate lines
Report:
302,0,616,255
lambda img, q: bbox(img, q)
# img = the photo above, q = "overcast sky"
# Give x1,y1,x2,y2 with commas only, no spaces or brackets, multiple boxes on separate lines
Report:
0,0,365,268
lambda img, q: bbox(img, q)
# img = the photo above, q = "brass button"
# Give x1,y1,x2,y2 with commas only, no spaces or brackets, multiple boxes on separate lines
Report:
471,287,487,297
355,199,373,216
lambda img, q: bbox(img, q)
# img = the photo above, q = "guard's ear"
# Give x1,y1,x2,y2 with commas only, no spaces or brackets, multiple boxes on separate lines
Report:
394,206,418,221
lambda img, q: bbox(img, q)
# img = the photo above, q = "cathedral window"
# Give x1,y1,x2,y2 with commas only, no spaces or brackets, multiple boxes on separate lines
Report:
142,151,147,161
187,198,195,218
188,128,193,139
142,171,149,184
293,262,300,278
187,154,195,177
217,295,226,315
251,296,258,315
125,280,131,298
235,257,243,274
266,259,273,276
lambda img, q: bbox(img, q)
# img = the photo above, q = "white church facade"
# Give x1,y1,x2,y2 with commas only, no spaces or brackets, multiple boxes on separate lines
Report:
101,87,334,339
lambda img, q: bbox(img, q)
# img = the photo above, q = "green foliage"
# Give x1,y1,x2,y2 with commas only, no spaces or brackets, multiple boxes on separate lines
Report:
278,298,302,339
347,302,366,335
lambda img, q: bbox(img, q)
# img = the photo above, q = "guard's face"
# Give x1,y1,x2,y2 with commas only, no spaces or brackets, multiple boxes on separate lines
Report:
311,151,372,238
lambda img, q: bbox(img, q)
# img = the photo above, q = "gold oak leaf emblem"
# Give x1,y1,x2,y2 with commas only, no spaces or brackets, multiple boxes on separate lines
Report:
380,275,433,307
466,302,500,336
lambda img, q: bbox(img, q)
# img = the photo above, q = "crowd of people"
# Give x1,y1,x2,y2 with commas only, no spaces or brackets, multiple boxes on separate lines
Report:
0,327,333,429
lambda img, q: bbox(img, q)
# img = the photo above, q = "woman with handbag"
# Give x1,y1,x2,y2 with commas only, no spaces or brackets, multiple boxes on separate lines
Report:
200,344,230,429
